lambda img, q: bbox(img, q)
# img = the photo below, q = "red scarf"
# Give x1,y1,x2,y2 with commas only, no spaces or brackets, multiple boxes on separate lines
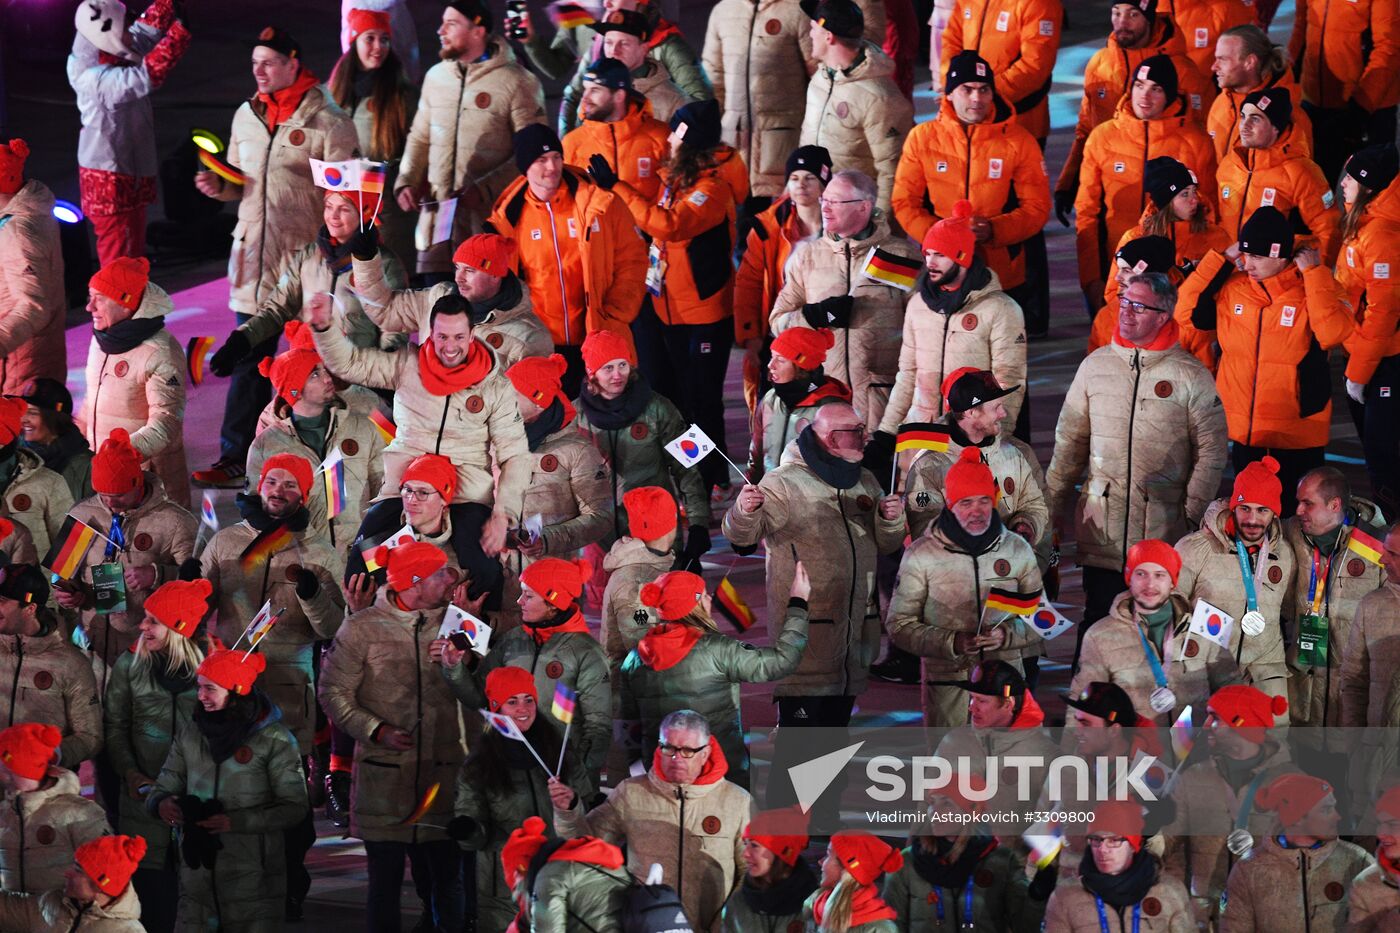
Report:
637,623,704,671
1113,318,1180,351
525,607,590,645
417,339,494,397
811,883,898,927
1379,849,1400,884
651,735,728,785
1010,691,1046,728
547,836,625,871
257,68,319,131
646,19,682,50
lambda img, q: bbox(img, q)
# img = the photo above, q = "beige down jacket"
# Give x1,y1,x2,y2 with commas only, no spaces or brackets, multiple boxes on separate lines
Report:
600,536,677,663
349,253,553,368
1341,580,1400,727
0,624,102,769
1347,858,1400,932
0,767,108,895
722,441,906,698
769,217,920,431
200,519,344,753
310,325,532,518
887,521,1042,725
1045,334,1228,573
1,449,75,563
904,420,1048,542
0,180,67,396
1072,592,1242,727
319,593,467,845
207,84,359,315
66,473,197,695
397,43,546,271
1042,868,1195,933
876,269,1026,435
1221,835,1372,933
702,0,816,198
77,284,189,508
799,42,913,212
0,885,143,932
0,517,36,565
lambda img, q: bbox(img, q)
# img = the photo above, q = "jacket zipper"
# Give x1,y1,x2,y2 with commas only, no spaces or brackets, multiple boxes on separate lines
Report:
1122,349,1142,566
89,354,110,442
8,636,22,727
14,798,24,891
676,788,686,901
1300,847,1311,933
837,488,859,695
1236,152,1256,239
451,68,467,193
544,200,573,342
1246,284,1268,445
436,397,451,455
963,125,973,199
413,614,425,847
293,412,338,548
256,128,278,305
1139,120,1150,213
843,243,853,384
744,1,758,159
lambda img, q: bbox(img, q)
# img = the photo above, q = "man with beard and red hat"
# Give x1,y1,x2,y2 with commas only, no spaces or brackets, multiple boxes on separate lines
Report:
0,139,66,399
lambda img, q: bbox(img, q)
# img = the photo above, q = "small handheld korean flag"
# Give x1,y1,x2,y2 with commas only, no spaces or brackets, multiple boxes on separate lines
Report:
1027,597,1075,640
437,604,492,656
480,709,554,775
1188,599,1234,650
664,424,716,468
309,158,362,192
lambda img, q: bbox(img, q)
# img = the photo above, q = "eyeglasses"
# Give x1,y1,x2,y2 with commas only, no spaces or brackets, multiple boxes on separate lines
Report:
400,486,440,502
828,425,869,440
1117,297,1170,315
1086,835,1130,849
819,197,866,208
658,743,710,759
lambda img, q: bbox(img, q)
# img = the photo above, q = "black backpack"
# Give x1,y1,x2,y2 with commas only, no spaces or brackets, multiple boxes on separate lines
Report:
621,880,695,933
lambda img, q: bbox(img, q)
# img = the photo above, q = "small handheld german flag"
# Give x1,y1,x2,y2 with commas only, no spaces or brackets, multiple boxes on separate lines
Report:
895,423,950,453
984,586,1042,616
186,336,216,386
398,782,441,826
549,1,595,29
861,247,921,291
369,408,397,445
197,148,245,186
238,523,294,573
715,577,755,632
43,517,100,581
1346,527,1384,565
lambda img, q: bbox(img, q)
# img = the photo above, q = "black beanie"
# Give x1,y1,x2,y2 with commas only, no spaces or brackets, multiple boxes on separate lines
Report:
1133,54,1178,103
1242,87,1292,132
1239,206,1294,259
786,145,833,184
0,564,48,607
582,57,631,91
945,50,995,96
1144,156,1198,208
800,0,865,40
1117,236,1176,275
1345,143,1400,193
447,1,493,33
513,124,562,174
1113,0,1157,22
670,99,722,152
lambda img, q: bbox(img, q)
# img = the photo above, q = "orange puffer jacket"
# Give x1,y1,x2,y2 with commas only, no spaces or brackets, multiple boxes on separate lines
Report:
1168,0,1259,79
562,97,672,204
1288,0,1400,110
892,95,1051,290
1206,69,1313,163
1176,250,1355,448
1074,95,1218,290
1338,179,1400,385
938,0,1064,141
733,197,819,346
1216,127,1340,262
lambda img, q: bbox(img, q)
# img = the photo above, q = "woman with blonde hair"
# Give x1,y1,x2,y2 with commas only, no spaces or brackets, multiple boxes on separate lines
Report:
103,578,211,932
619,563,810,788
805,831,903,932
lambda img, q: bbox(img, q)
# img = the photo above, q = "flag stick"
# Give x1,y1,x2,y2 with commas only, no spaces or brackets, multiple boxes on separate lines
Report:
711,448,747,483
358,186,364,233
889,456,898,496
521,733,556,778
230,607,283,652
556,720,572,775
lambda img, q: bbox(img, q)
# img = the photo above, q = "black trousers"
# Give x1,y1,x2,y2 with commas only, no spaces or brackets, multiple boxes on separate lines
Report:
1347,353,1400,519
1073,564,1128,675
1303,101,1399,186
766,695,856,829
218,311,277,462
1229,443,1326,518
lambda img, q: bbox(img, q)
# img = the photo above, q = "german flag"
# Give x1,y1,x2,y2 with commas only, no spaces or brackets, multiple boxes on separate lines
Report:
549,1,594,29
369,408,396,445
715,577,755,632
1347,528,1384,565
359,161,386,195
238,523,294,573
186,336,216,386
397,782,441,826
197,149,245,186
861,247,921,291
43,517,99,580
985,586,1042,616
895,423,950,453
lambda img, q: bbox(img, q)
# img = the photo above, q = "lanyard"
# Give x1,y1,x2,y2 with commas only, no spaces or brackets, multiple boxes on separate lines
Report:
1306,547,1333,616
1235,769,1270,831
1234,539,1259,614
104,514,126,561
1095,897,1141,933
1138,624,1169,689
932,877,975,927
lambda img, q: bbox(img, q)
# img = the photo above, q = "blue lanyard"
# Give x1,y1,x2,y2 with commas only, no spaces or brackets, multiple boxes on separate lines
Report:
1138,624,1169,689
1095,897,1141,933
104,514,126,561
932,877,975,927
1305,518,1348,616
1234,539,1259,614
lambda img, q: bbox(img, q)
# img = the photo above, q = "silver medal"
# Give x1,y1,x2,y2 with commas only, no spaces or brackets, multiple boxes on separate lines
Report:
1227,828,1254,857
1241,610,1266,637
1150,686,1177,714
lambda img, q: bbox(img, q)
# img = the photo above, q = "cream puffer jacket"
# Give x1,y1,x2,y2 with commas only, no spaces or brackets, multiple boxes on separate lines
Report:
0,767,109,894
1,449,76,563
600,536,677,664
1341,581,1400,727
904,420,1048,542
0,624,102,769
1221,835,1372,933
1042,867,1195,933
0,180,67,396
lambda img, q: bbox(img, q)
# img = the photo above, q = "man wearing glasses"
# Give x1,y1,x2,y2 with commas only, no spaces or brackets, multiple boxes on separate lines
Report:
1045,272,1226,645
549,710,750,933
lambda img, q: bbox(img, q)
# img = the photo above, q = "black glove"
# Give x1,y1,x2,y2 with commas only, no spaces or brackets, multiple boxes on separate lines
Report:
209,331,252,378
1027,860,1059,901
177,558,203,581
861,430,896,493
295,567,320,600
587,154,619,191
801,294,854,328
347,224,380,261
674,525,711,571
445,815,478,841
1053,190,1074,228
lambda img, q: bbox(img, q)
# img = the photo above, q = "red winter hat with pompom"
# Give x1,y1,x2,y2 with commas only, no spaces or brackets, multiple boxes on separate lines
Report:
1232,455,1282,514
0,396,24,446
502,816,550,890
581,329,637,374
198,648,267,695
0,517,12,544
640,570,706,621
1092,800,1146,852
507,353,575,423
145,579,212,637
922,199,977,268
92,428,144,495
258,322,323,404
90,257,151,311
284,320,317,351
1207,684,1287,744
622,486,678,541
76,834,147,897
743,807,810,866
485,665,537,711
0,139,28,196
1257,773,1333,829
259,452,314,498
520,557,590,610
1125,539,1182,587
378,540,449,593
770,327,836,370
453,234,517,276
401,453,458,501
0,722,61,781
347,8,392,41
944,447,997,505
830,831,904,886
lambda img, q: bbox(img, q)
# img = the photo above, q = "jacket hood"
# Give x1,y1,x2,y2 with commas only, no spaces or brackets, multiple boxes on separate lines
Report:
1111,319,1182,354
16,767,84,815
712,145,751,204
831,41,897,84
133,281,175,321
1107,590,1192,629
819,213,901,256
936,92,1015,128
1232,125,1311,171
1111,91,1193,128
91,471,173,521
0,179,55,220
1201,498,1283,551
1108,17,1184,57
602,536,675,574
458,39,520,79
1364,175,1400,226
1009,691,1045,728
1256,833,1342,867
649,734,729,788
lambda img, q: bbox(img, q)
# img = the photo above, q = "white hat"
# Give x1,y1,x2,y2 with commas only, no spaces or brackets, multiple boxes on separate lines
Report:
75,0,136,61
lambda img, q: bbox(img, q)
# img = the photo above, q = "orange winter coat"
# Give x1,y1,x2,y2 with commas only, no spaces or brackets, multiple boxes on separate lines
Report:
487,167,648,346
891,96,1050,290
1168,0,1258,79
733,197,819,345
1206,69,1313,163
562,98,672,204
1075,96,1218,290
1176,250,1355,449
1056,18,1213,197
610,151,747,327
1288,0,1400,111
938,0,1064,142
1216,127,1340,262
1338,181,1400,385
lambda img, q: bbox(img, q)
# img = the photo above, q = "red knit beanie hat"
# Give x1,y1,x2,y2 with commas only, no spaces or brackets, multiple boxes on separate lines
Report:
90,257,151,311
257,322,323,404
76,834,147,897
743,807,810,867
0,396,24,446
198,648,267,695
0,723,61,781
1257,773,1333,829
1232,455,1282,514
259,452,314,498
1125,539,1182,586
581,329,637,374
507,354,575,422
1092,800,1145,852
640,570,707,621
1207,684,1287,744
324,188,378,228
145,579,212,637
401,453,458,501
830,831,904,886
284,319,317,351
377,540,448,593
92,428,144,495
622,486,678,541
0,139,27,195
485,665,538,711
929,772,989,816
770,327,836,370
0,518,12,546
453,234,516,276
944,447,997,505
502,816,550,890
347,8,392,41
922,199,977,268
520,557,590,610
